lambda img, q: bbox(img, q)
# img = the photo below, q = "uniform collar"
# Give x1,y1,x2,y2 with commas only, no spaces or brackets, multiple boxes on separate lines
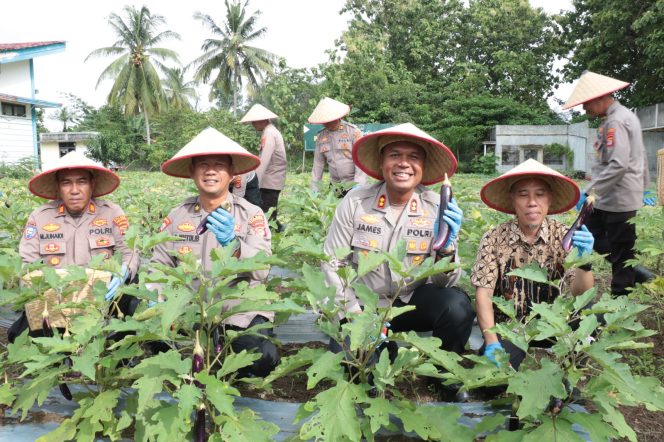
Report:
55,199,96,217
606,100,620,117
372,183,424,217
193,193,235,214
508,217,551,247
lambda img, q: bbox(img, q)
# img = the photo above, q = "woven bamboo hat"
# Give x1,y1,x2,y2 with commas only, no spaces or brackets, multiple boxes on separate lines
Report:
352,123,457,185
239,104,278,123
480,159,580,214
161,127,260,178
307,97,350,124
28,151,120,200
562,71,630,110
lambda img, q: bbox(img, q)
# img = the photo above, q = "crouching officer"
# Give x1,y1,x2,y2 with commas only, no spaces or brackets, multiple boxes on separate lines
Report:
10,151,138,342
151,127,278,377
322,123,475,400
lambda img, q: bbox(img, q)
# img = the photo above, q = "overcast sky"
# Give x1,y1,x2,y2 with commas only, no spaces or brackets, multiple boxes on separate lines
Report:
2,0,572,131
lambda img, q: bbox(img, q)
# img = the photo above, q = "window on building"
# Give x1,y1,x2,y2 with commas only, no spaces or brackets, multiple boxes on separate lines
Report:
543,151,564,166
1,102,27,117
522,147,541,162
501,145,520,166
59,142,76,157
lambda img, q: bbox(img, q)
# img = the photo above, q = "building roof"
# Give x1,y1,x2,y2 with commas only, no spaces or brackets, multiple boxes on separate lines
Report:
0,41,65,51
0,93,60,108
0,41,65,64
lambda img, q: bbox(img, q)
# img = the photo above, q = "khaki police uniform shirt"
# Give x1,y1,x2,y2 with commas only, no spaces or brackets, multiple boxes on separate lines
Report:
151,193,272,328
255,123,287,191
311,121,368,191
19,199,138,277
322,183,460,316
585,101,650,212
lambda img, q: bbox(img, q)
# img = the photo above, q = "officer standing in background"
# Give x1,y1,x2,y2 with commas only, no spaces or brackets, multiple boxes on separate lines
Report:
309,97,367,193
563,71,654,296
240,104,287,231
229,171,262,208
10,151,138,342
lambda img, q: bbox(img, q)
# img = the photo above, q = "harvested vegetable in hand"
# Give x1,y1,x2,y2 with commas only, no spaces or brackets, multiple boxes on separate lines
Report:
432,173,453,251
562,192,595,251
196,201,232,235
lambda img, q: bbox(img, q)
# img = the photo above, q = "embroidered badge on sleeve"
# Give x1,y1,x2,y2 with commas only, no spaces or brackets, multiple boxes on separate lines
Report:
606,128,616,148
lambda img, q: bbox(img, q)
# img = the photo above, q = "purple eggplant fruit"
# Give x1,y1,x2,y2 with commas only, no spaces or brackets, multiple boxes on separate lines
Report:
562,193,595,251
194,403,207,442
432,173,453,251
196,201,232,235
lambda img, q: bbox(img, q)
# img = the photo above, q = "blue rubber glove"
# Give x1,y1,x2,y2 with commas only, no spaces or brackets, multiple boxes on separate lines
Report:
572,225,594,256
105,263,129,301
643,191,656,207
576,193,587,212
442,198,463,248
484,341,504,367
206,207,236,246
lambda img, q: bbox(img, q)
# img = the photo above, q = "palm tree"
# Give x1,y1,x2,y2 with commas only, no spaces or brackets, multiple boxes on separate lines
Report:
85,5,180,144
50,106,79,132
162,67,198,110
191,0,277,115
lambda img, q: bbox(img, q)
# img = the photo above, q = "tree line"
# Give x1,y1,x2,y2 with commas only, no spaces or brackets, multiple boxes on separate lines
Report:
52,0,664,172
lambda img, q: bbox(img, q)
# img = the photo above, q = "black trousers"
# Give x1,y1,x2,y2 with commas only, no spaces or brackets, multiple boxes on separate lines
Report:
219,315,279,378
585,208,637,296
391,284,475,354
259,188,281,225
329,284,474,356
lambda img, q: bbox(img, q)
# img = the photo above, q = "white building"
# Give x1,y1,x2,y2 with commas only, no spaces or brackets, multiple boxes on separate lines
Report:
0,41,65,166
40,132,99,170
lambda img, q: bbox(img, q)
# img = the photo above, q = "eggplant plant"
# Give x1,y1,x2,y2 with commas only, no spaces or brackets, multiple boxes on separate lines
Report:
0,229,304,441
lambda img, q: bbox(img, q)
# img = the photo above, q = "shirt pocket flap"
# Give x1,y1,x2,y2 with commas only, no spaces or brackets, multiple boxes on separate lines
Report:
89,236,116,249
41,241,66,255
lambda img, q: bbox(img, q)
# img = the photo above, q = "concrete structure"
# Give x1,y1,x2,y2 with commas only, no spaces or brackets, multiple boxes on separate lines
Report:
636,103,664,180
0,42,65,166
39,132,99,170
488,121,594,173
486,102,664,180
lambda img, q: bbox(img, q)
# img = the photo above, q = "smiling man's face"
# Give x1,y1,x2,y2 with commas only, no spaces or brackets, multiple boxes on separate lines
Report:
380,142,425,195
191,155,232,199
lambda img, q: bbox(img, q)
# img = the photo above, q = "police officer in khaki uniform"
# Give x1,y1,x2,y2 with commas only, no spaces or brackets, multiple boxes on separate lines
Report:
240,104,287,230
322,123,474,400
563,71,653,296
229,171,262,207
10,151,138,342
309,97,367,192
153,127,277,377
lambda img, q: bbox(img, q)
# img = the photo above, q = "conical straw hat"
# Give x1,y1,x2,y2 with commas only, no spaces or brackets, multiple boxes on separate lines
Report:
480,159,580,214
562,71,629,109
161,127,260,178
240,104,278,123
307,97,350,124
352,123,457,185
28,151,120,200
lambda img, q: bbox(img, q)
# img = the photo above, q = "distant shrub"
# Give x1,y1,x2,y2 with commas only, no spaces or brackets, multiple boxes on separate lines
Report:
469,153,497,174
0,157,38,179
